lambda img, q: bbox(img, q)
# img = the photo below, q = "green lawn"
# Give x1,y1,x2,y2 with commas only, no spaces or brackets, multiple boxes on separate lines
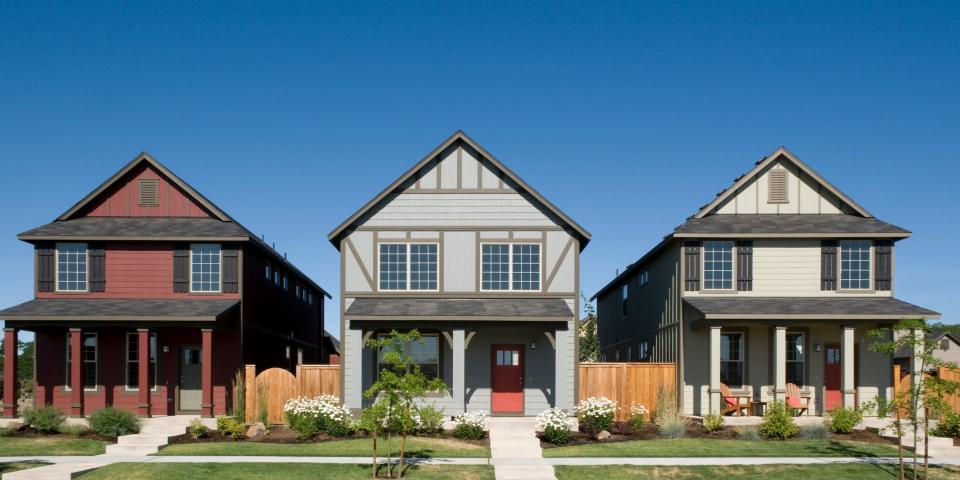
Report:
542,438,899,458
0,436,109,455
77,463,494,480
555,464,960,480
156,437,490,458
0,461,49,475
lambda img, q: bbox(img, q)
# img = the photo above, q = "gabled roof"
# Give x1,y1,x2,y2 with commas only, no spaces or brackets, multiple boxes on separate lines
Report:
694,146,873,219
58,152,232,222
327,130,591,249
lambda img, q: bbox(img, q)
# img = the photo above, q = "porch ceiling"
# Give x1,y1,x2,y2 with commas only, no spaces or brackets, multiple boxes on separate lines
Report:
0,298,239,322
344,297,573,321
684,296,940,321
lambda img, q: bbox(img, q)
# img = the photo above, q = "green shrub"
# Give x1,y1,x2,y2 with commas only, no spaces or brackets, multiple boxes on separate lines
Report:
285,410,323,439
23,406,66,434
542,425,571,445
825,406,863,434
702,413,725,433
576,397,617,434
627,403,649,431
934,412,960,438
737,426,760,441
417,405,445,435
189,418,209,439
0,427,12,437
451,411,486,440
758,401,799,440
58,424,90,437
537,408,571,445
798,424,830,439
88,407,141,437
653,387,688,438
216,416,246,440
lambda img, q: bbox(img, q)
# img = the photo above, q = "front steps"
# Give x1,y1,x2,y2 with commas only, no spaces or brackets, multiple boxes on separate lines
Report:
863,418,960,458
487,417,556,480
103,415,196,456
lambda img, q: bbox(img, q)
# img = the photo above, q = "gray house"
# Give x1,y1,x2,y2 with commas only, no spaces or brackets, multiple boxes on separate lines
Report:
329,131,589,416
592,147,940,416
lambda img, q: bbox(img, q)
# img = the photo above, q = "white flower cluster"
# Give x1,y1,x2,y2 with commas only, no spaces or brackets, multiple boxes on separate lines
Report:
629,403,649,418
452,410,487,429
575,396,618,420
536,407,571,431
283,395,351,423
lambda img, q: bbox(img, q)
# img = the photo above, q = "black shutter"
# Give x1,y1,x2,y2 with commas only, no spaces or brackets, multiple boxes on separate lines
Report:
736,240,753,291
875,240,893,291
821,240,838,291
173,243,190,293
684,240,701,291
37,242,54,292
88,243,106,292
222,245,239,293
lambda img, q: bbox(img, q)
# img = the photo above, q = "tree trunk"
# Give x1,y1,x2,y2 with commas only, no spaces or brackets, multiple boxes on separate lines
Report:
923,407,929,480
398,429,408,478
372,430,378,479
896,406,904,480
386,433,393,479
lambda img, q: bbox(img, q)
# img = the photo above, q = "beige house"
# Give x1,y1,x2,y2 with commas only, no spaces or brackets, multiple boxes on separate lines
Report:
592,147,940,416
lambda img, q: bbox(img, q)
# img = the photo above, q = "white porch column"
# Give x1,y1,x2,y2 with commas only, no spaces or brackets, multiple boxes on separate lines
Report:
709,325,721,414
774,326,787,401
912,327,925,418
841,326,856,408
452,329,465,413
343,322,364,411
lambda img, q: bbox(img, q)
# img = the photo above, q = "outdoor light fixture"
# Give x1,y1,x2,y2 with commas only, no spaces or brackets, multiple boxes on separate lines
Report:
529,340,537,350
814,343,823,352
162,346,170,353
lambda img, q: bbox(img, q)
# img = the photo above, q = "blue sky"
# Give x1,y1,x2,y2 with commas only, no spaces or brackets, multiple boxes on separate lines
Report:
1,1,958,340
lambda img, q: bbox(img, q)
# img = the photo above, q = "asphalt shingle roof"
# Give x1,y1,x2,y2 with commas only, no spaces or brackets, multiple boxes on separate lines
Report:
684,296,940,319
0,298,239,321
345,297,573,319
675,214,910,236
18,217,249,239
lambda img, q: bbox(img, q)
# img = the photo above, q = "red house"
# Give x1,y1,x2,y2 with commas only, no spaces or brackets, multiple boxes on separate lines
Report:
0,153,330,418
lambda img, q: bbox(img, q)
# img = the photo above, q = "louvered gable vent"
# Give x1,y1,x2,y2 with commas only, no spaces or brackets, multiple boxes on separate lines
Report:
138,178,159,206
767,169,788,204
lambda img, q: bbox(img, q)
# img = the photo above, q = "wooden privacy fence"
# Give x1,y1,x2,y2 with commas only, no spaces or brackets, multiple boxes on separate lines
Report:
244,364,341,424
579,363,676,420
892,365,960,416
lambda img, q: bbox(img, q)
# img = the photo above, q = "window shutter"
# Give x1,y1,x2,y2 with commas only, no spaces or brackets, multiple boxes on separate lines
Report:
875,240,893,291
736,241,753,291
37,242,55,292
684,240,701,291
88,243,106,292
138,179,159,206
821,240,837,290
173,243,190,293
222,245,239,293
768,169,789,203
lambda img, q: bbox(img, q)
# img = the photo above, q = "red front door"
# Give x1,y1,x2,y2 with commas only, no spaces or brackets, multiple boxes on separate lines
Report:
491,345,524,414
824,343,842,411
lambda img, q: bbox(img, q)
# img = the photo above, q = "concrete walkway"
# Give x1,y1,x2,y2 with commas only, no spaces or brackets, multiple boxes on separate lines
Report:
486,417,555,480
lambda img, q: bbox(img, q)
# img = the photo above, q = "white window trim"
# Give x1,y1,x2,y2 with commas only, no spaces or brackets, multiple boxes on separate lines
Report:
376,333,441,378
837,240,874,291
701,240,736,292
720,331,745,387
785,331,805,386
377,242,440,292
55,242,89,293
189,243,222,293
124,332,159,392
65,333,98,391
479,242,543,292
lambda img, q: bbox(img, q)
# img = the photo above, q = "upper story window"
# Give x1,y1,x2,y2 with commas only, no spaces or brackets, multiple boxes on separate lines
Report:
56,242,88,292
703,240,734,290
840,240,872,290
621,284,629,316
190,244,221,293
481,243,541,291
639,270,649,287
283,274,289,291
378,243,438,291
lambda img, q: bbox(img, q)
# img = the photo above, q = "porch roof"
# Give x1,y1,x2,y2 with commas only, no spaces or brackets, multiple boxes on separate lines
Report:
0,298,239,322
674,214,911,238
684,296,940,321
344,297,574,321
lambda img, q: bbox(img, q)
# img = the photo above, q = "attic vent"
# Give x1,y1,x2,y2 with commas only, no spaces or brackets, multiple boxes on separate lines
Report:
138,179,159,206
767,169,788,204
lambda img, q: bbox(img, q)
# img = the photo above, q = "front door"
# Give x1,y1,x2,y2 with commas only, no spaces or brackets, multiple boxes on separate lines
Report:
491,345,524,414
824,343,842,411
179,345,202,412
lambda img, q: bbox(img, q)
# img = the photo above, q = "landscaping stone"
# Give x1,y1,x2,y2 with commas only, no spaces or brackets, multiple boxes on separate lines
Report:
245,422,267,439
595,430,610,440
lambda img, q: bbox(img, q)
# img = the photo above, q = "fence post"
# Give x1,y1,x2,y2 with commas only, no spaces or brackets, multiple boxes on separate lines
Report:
245,365,256,423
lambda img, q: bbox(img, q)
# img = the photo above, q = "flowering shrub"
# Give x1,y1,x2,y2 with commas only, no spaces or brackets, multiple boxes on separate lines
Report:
284,395,353,439
628,403,649,430
576,397,617,434
537,407,572,445
452,410,487,440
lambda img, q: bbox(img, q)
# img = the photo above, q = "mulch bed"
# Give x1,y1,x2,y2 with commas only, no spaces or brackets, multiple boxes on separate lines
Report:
3,425,116,443
168,426,487,446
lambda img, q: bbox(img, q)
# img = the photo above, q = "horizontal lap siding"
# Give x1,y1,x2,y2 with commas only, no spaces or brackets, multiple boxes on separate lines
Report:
363,193,556,227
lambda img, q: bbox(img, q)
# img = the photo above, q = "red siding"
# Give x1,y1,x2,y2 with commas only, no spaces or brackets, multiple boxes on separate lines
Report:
83,163,212,218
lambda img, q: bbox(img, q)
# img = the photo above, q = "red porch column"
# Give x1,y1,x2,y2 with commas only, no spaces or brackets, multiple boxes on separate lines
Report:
201,328,213,417
137,329,151,417
2,328,17,418
69,328,83,417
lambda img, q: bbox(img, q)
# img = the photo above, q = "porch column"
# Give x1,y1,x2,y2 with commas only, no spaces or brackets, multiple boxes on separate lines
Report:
69,328,83,417
708,325,721,414
201,328,213,417
2,328,17,418
555,322,575,411
452,329,465,413
912,327,925,418
841,326,855,408
774,326,787,401
137,329,151,417
343,324,363,411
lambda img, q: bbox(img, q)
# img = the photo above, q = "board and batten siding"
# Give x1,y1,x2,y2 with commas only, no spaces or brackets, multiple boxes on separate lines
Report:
713,158,855,215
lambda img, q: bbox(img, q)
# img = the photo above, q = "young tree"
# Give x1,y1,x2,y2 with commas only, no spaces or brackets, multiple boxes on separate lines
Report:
869,319,960,480
365,330,448,478
579,294,601,362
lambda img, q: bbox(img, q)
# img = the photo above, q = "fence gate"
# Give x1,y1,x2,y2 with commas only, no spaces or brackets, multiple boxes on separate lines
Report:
244,364,342,424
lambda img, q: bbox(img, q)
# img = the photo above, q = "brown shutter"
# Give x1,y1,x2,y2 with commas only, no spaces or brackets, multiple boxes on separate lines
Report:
222,245,239,293
875,240,893,291
821,240,837,290
88,243,106,292
173,243,190,293
736,240,753,291
37,242,55,292
684,240,701,291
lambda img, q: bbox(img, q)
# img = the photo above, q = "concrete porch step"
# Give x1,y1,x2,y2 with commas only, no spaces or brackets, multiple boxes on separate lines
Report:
104,444,159,455
117,434,178,446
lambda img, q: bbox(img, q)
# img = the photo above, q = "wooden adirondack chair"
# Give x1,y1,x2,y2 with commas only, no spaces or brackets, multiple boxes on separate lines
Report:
786,383,811,416
720,383,750,416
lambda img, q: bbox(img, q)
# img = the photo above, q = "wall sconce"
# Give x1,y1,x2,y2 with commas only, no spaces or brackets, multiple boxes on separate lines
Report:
529,340,537,350
814,343,823,352
162,346,170,353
